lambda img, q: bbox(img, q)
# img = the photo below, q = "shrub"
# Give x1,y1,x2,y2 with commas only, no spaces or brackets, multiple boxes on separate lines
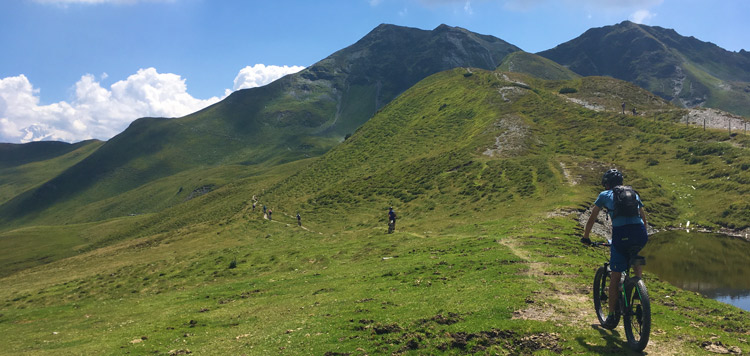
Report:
559,87,578,94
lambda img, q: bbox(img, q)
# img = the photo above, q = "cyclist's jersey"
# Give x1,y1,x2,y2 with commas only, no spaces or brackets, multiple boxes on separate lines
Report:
388,211,396,221
594,190,644,227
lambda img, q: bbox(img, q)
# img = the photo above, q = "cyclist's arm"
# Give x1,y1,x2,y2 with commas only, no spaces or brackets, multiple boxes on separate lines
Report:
639,207,648,228
582,205,601,242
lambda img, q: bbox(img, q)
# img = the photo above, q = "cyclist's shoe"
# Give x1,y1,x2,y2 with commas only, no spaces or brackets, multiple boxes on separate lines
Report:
602,313,618,329
580,237,592,245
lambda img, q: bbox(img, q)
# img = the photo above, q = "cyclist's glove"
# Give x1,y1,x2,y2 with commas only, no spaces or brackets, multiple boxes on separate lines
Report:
580,237,592,245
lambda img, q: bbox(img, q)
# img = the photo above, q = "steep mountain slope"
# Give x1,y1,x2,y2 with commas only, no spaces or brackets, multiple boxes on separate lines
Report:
497,51,580,80
0,24,520,227
257,68,749,232
538,21,750,116
0,140,103,206
0,140,101,169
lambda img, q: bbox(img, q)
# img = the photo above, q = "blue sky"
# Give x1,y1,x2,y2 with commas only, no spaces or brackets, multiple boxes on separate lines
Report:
1,0,748,143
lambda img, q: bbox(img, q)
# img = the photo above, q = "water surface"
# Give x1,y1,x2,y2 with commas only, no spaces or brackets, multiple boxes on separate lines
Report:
640,230,750,311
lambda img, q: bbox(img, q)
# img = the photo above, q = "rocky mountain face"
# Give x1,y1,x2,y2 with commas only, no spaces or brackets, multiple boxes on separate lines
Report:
262,23,521,136
538,21,750,116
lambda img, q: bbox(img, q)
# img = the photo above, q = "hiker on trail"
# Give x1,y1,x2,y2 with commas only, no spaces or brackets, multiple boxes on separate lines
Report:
268,208,273,220
621,102,626,115
297,212,302,226
387,207,397,234
632,107,637,116
252,202,256,212
581,168,649,330
263,205,267,214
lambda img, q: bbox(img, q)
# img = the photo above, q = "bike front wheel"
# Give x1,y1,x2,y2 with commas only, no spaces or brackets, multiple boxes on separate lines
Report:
593,266,619,327
624,277,651,351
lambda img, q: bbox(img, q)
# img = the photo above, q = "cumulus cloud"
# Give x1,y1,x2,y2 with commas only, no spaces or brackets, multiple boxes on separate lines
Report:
629,9,656,24
232,64,305,91
0,68,221,143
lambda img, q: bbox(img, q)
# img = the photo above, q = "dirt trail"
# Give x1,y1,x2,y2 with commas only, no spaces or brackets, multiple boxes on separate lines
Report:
499,234,684,355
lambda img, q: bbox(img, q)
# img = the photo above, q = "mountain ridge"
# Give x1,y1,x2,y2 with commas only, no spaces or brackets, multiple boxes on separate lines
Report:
0,24,521,227
538,20,750,116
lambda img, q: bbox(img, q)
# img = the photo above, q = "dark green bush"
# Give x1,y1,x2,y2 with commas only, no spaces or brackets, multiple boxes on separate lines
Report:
558,87,578,94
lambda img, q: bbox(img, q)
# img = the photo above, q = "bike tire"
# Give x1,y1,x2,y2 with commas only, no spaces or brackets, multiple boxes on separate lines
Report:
593,266,619,327
624,277,651,351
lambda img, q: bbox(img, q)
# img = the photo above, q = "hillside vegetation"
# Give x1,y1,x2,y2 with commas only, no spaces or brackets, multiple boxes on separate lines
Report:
0,24,520,229
1,68,749,355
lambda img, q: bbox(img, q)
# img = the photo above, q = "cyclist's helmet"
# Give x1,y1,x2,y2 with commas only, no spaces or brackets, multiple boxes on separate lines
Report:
601,169,623,188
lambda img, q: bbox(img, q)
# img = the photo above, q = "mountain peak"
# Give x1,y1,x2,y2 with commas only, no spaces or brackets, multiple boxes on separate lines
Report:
538,22,750,116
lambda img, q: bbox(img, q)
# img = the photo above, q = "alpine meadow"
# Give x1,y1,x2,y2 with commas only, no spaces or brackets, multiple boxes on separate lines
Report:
1,23,749,355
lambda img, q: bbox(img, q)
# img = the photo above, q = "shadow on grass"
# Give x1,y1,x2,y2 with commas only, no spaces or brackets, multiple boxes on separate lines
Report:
576,323,646,355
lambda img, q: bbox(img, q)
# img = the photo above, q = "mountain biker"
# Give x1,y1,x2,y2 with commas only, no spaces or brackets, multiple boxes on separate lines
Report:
388,207,397,233
581,168,649,329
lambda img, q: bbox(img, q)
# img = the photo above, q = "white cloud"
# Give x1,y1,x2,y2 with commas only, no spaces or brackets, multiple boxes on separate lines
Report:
232,64,305,91
629,9,656,24
464,1,473,14
0,68,221,143
1,64,306,144
368,0,383,6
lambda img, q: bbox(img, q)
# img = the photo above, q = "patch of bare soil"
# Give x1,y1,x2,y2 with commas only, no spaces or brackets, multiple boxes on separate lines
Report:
701,341,743,354
684,108,748,132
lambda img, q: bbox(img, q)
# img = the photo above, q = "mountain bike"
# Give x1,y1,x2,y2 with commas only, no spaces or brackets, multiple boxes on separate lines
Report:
590,241,651,352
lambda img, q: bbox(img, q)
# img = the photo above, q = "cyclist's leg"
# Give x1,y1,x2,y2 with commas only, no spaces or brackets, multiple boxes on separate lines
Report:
633,265,643,278
609,244,629,314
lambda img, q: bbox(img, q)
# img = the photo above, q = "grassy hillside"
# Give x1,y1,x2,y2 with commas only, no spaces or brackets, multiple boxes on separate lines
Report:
0,140,103,206
498,51,580,81
1,68,749,355
0,24,520,230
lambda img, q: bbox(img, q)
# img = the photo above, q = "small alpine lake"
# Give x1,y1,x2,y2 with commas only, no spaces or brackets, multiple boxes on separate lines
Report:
641,230,750,311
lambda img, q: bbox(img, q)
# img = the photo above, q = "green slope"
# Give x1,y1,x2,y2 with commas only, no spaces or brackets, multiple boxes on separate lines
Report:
0,24,520,228
1,68,749,355
0,140,103,206
498,51,580,81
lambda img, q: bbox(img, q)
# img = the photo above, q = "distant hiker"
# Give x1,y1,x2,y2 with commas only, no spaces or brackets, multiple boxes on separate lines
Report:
621,102,626,115
252,202,256,212
581,168,649,330
632,107,637,116
387,207,397,234
263,205,267,214
268,208,273,220
297,212,302,227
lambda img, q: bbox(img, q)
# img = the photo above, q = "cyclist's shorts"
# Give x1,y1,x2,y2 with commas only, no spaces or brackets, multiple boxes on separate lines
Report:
610,223,648,272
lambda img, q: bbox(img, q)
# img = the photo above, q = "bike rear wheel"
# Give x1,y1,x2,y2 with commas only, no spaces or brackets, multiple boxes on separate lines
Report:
624,277,651,351
593,266,619,327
